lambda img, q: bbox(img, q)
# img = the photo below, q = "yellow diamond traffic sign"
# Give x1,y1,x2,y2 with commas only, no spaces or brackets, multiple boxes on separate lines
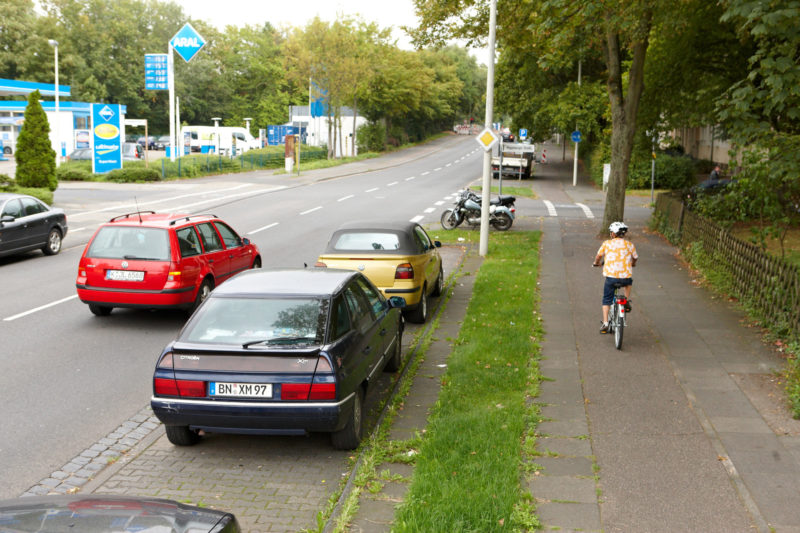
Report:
476,128,499,151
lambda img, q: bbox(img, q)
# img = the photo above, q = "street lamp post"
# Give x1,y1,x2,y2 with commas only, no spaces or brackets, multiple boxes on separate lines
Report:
212,117,221,155
47,39,60,167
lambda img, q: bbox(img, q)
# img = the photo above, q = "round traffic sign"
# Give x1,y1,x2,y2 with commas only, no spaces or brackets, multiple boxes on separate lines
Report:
571,130,582,143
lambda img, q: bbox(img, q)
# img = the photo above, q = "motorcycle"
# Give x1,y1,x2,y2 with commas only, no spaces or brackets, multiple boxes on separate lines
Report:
440,188,516,231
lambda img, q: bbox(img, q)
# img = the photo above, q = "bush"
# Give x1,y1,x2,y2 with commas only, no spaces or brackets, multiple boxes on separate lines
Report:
15,90,57,191
0,181,54,204
105,167,162,182
627,153,696,190
57,166,93,181
357,122,386,152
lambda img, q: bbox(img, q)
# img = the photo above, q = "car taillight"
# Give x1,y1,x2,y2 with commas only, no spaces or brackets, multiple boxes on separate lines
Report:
168,271,181,281
281,383,336,400
154,377,205,397
395,263,414,280
315,261,327,267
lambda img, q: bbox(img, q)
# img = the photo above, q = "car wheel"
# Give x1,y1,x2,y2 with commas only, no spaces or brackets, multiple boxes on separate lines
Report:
42,228,62,256
88,304,112,316
431,265,444,297
2,146,11,155
384,328,403,372
331,387,363,450
252,257,262,269
405,284,428,324
191,278,213,312
165,425,201,446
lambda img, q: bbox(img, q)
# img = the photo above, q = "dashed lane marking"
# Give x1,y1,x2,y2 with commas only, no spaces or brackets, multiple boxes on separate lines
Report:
410,215,424,223
4,295,79,322
248,222,279,234
300,206,322,215
424,208,436,213
365,187,379,192
338,194,354,202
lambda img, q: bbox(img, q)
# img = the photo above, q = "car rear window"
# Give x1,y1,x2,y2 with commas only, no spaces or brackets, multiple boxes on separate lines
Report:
87,226,170,261
181,297,327,346
333,232,401,251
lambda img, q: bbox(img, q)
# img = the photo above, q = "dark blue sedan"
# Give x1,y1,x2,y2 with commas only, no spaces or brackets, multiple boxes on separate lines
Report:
151,268,405,450
0,193,68,258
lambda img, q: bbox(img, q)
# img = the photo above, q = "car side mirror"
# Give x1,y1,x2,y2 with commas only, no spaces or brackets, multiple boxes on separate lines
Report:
242,237,250,246
388,296,407,309
1,215,14,224
434,240,441,248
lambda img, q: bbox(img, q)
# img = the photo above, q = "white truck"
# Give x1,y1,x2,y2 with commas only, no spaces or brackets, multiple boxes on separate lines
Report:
491,142,536,179
181,126,261,155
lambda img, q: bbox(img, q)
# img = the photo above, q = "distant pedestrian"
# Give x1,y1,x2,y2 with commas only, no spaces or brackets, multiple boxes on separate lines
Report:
593,221,638,334
709,165,721,181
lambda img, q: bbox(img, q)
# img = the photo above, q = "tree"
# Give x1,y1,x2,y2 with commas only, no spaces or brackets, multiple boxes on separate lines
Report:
15,90,57,190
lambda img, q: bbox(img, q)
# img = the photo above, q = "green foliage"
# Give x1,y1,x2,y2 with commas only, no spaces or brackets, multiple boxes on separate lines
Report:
105,167,161,183
627,154,696,190
0,181,54,204
786,353,800,419
56,164,93,181
15,90,57,191
356,121,386,152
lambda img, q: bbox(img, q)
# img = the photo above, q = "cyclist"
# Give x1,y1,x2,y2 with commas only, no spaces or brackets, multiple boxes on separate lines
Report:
593,221,638,334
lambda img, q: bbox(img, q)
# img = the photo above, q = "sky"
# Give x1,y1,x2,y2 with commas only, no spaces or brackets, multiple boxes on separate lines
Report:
172,0,421,50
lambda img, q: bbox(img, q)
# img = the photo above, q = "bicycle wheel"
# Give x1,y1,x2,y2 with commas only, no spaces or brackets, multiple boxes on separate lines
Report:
614,303,624,350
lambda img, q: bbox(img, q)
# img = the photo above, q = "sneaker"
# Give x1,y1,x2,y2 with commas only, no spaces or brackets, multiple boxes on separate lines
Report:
600,322,610,334
624,300,632,313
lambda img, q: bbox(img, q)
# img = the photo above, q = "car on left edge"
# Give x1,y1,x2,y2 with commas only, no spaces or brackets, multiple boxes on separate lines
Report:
150,267,406,450
76,211,260,316
0,193,67,258
0,494,241,533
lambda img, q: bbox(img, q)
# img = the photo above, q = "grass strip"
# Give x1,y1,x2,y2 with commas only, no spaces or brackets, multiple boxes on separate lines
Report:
393,230,542,532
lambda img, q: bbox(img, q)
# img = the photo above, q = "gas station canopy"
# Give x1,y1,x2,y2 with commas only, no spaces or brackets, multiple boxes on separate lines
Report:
0,78,71,98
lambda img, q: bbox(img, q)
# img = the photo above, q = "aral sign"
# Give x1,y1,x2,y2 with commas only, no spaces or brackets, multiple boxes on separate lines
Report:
170,23,206,63
91,103,122,174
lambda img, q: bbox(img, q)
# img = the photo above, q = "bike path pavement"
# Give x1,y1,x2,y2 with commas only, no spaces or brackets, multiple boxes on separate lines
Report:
530,152,800,532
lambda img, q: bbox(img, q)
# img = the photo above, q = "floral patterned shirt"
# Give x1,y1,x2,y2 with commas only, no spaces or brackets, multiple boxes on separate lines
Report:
597,238,638,279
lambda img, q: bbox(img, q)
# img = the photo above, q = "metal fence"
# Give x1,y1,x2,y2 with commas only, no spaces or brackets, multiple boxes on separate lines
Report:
159,149,327,179
654,192,800,337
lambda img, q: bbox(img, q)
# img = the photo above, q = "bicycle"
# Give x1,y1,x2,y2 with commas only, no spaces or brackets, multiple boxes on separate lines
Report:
607,282,628,350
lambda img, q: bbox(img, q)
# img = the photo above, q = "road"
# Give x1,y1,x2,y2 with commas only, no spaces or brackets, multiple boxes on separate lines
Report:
0,136,599,500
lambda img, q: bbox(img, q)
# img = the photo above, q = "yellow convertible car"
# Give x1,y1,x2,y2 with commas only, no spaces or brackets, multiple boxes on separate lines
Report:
316,221,444,323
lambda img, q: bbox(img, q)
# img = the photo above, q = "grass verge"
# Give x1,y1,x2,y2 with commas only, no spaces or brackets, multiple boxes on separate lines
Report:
392,230,543,531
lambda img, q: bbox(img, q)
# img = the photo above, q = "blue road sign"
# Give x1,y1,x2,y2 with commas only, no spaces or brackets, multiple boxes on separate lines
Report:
145,53,169,90
571,130,582,143
519,128,528,139
171,23,206,63
92,104,122,174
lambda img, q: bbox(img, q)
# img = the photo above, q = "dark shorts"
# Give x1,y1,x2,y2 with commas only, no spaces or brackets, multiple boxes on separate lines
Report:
603,277,632,305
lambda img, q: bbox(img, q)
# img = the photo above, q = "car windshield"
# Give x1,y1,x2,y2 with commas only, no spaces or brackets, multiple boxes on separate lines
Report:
87,226,170,261
333,232,401,251
180,297,327,346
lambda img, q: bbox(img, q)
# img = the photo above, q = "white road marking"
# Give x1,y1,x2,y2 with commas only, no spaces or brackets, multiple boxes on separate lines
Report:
421,171,430,176
434,201,445,206
387,181,398,187
410,215,424,223
446,163,452,167
405,176,415,181
424,207,436,213
70,227,87,233
67,184,259,218
576,203,595,219
338,194,354,202
4,295,78,322
300,206,323,215
365,187,379,192
543,200,557,217
248,222,279,234
434,167,442,171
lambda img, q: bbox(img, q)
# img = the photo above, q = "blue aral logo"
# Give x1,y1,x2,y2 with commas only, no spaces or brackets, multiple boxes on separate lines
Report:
171,23,206,62
98,105,115,122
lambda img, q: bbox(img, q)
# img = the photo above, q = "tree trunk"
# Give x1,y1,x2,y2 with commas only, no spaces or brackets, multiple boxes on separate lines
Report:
601,13,651,233
338,114,344,159
327,110,333,159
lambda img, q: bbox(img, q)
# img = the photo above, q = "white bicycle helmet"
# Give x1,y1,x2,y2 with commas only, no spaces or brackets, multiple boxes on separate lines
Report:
609,221,628,236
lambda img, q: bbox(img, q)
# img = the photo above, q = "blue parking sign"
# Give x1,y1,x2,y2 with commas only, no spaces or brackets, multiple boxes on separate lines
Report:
519,128,528,139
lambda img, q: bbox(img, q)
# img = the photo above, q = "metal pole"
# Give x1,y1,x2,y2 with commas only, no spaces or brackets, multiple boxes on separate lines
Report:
168,43,176,162
48,40,60,167
176,96,180,157
479,0,497,257
572,60,581,186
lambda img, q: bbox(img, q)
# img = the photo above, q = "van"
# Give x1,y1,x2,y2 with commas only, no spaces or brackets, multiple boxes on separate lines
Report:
180,126,261,155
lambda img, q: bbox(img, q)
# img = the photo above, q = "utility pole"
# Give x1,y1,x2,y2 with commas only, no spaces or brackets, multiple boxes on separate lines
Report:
572,60,581,187
479,0,497,257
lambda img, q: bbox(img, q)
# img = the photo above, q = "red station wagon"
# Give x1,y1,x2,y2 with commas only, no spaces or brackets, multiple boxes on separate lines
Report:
76,211,261,316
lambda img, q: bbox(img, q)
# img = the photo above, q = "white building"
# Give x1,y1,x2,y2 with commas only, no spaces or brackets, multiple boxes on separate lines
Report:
289,105,368,158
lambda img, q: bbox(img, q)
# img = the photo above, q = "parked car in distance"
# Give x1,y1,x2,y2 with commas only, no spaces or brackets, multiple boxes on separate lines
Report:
76,211,260,316
0,494,241,532
0,193,68,258
67,148,92,161
156,135,172,149
137,135,157,150
122,142,144,161
151,268,406,450
316,221,443,323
